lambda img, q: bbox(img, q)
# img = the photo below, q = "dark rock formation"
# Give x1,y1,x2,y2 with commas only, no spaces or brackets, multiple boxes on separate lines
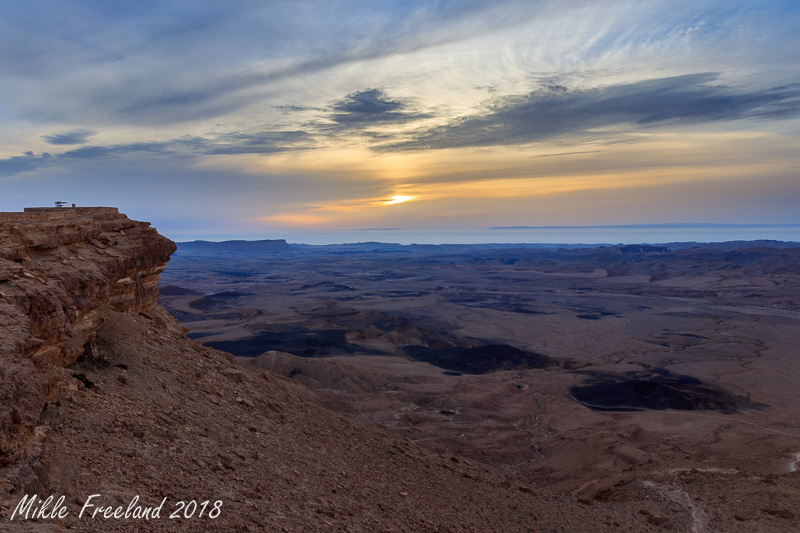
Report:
403,343,558,374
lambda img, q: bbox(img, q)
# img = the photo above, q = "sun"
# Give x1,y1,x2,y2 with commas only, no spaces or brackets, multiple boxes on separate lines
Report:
386,195,415,205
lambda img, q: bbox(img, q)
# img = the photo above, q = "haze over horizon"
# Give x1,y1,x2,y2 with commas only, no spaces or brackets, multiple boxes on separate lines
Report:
176,223,800,247
2,1,799,244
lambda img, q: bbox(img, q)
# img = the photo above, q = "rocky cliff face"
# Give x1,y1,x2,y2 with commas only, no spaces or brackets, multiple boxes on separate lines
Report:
0,207,175,490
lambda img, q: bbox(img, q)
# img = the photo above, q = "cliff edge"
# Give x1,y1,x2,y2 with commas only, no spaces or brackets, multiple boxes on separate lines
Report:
0,208,175,492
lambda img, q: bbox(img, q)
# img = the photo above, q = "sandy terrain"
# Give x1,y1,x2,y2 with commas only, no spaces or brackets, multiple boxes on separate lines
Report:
159,241,800,530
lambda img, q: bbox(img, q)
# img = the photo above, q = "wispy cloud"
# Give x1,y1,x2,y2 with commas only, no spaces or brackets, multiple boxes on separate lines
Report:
0,1,542,127
59,143,166,160
0,130,311,176
197,131,311,155
383,74,800,151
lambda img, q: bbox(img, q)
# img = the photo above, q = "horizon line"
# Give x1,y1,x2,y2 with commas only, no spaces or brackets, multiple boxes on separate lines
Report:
486,223,800,230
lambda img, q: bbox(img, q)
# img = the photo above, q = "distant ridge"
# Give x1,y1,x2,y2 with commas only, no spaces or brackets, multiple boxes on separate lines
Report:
177,239,290,255
176,239,800,254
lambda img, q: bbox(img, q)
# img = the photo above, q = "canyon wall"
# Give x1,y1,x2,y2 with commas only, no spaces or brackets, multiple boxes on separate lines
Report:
0,207,175,490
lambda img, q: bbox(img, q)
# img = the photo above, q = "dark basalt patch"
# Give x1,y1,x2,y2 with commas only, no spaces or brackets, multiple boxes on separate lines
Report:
509,307,551,315
570,370,760,412
206,328,386,358
403,344,558,374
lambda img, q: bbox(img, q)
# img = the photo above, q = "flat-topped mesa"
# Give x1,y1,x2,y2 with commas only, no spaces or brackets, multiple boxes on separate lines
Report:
0,207,175,468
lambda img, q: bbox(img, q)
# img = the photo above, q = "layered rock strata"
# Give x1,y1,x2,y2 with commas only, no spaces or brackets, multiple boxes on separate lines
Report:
0,207,175,491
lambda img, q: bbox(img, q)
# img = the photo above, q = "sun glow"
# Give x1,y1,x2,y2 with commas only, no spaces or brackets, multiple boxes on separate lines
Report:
386,195,415,205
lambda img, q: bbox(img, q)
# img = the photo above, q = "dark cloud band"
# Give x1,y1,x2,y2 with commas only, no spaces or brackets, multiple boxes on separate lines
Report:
329,89,430,127
42,129,95,145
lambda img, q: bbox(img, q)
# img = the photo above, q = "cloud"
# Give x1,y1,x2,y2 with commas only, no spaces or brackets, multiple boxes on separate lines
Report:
58,142,167,160
0,143,170,177
384,74,800,150
275,105,325,113
0,129,311,176
329,89,430,127
55,130,311,160
5,1,796,135
0,152,47,176
201,131,310,155
42,129,95,145
0,1,539,128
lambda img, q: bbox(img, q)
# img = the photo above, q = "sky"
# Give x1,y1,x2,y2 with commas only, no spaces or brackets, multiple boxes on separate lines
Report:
1,0,799,244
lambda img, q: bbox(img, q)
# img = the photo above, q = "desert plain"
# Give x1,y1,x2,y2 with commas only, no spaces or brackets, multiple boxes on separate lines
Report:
158,239,800,529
